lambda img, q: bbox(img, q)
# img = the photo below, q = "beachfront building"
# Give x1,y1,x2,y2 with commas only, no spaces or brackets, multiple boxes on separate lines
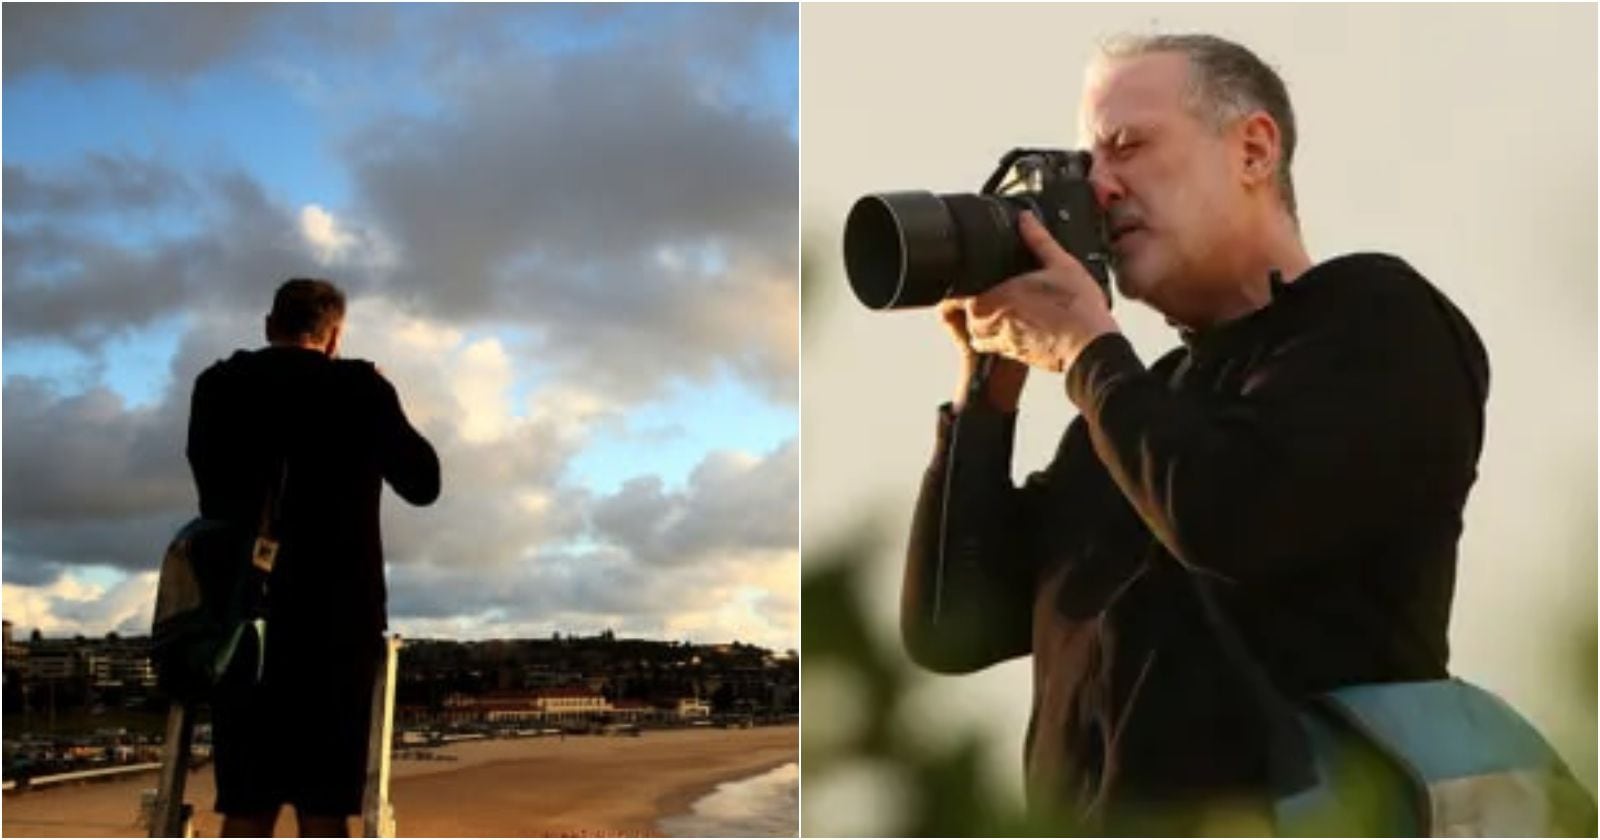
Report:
26,646,78,682
440,692,483,725
608,699,654,723
436,687,613,726
535,686,609,722
90,638,158,690
106,651,157,689
481,696,542,725
675,697,711,720
12,635,157,691
2,622,24,660
2,621,26,686
395,703,432,728
81,649,145,687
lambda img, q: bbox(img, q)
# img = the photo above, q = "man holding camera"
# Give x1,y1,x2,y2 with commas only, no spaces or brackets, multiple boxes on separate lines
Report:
188,279,440,836
900,35,1489,833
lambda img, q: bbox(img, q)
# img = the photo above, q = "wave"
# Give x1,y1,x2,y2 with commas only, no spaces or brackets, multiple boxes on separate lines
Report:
657,761,798,837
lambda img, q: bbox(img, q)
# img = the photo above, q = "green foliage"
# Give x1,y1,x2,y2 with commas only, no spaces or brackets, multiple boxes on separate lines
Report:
801,532,1082,837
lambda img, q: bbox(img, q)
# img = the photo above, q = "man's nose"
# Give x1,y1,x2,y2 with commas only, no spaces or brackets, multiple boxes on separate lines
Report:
1087,161,1125,209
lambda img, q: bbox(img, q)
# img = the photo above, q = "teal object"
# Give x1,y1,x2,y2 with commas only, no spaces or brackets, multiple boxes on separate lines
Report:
1276,679,1596,836
152,517,270,701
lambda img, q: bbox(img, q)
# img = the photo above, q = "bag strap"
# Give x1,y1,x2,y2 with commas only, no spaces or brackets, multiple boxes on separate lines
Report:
249,458,287,574
256,458,287,542
240,456,286,628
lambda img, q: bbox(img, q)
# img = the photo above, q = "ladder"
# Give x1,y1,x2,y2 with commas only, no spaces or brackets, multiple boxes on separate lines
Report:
147,701,196,837
361,635,403,838
144,635,404,838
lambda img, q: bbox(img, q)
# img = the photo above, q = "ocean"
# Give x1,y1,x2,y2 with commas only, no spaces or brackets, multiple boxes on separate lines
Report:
657,761,799,837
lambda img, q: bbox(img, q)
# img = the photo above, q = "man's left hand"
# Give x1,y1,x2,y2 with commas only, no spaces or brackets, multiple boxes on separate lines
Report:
965,211,1119,373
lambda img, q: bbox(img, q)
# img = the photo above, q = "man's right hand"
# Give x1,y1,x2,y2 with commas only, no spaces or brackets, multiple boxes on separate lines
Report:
939,299,1028,413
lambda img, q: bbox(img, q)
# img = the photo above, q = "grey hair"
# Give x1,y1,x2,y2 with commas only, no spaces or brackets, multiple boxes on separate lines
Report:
1096,33,1299,220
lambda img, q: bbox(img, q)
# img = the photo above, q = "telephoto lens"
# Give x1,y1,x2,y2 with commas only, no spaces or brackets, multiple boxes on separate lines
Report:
841,149,1109,311
843,193,1038,310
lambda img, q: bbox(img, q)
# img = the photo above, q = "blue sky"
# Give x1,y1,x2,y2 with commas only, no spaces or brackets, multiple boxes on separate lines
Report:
3,4,799,648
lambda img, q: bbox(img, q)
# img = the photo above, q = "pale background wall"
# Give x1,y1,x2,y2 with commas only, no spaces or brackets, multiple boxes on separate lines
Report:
802,3,1597,829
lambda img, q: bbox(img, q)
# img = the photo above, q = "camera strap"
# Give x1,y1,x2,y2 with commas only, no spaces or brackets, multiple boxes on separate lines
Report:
966,353,998,400
930,353,1001,621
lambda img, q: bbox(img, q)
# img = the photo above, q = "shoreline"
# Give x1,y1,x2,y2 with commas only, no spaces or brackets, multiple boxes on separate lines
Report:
2,725,797,838
650,756,796,832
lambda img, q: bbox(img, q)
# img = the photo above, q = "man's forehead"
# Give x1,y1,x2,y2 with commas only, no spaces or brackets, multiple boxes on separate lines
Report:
1077,51,1192,144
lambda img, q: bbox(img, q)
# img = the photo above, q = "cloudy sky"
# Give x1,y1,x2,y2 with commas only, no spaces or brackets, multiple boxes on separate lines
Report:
2,4,798,650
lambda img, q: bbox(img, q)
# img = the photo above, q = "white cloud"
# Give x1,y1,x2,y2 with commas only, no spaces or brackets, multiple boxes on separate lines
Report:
452,338,514,443
298,203,357,263
2,571,158,637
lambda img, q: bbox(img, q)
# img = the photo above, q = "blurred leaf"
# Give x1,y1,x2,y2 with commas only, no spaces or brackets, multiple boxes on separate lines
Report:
802,528,1082,836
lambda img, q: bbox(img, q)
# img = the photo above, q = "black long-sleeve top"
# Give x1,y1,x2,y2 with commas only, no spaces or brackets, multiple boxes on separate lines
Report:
902,253,1489,832
187,346,440,648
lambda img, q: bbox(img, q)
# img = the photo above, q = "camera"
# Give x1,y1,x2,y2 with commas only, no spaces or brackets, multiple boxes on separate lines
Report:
842,148,1112,310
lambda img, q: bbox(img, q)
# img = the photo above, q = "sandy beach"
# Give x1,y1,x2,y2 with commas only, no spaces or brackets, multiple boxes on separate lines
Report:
2,724,798,837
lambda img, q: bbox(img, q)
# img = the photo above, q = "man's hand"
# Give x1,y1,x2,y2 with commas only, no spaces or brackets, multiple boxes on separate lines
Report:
938,299,1029,412
963,212,1119,374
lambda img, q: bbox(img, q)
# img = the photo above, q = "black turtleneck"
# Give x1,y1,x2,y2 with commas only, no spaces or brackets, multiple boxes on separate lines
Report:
900,253,1490,833
187,345,440,644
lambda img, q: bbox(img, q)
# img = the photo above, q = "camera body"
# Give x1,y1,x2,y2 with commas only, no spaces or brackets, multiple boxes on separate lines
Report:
842,148,1112,310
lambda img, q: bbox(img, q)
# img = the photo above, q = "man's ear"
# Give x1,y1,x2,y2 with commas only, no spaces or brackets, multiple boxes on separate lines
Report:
324,324,343,358
1237,110,1281,188
264,316,274,344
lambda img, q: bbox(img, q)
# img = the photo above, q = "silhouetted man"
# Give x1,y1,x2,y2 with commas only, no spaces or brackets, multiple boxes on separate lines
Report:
188,278,439,837
901,34,1489,834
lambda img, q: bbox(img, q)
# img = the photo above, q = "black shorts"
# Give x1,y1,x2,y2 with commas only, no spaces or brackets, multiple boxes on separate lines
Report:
211,632,381,816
